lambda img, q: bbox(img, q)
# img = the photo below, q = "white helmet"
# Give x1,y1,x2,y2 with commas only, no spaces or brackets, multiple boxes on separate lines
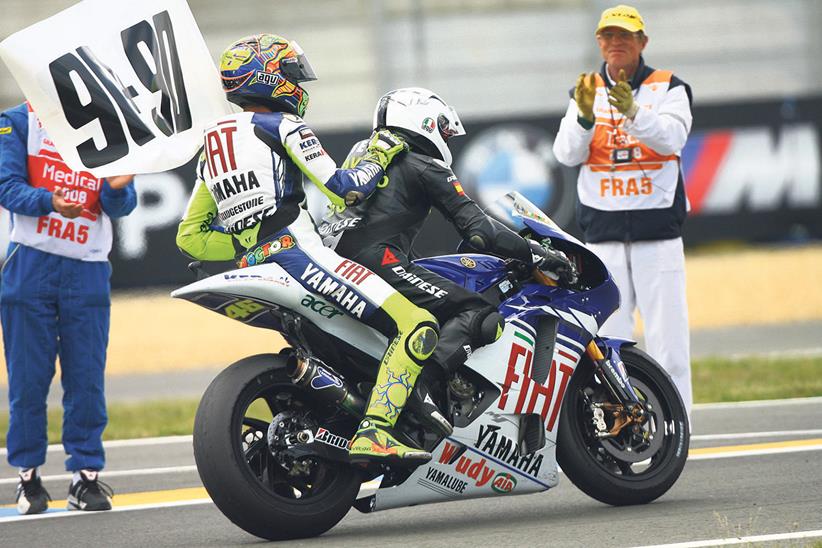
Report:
372,87,466,166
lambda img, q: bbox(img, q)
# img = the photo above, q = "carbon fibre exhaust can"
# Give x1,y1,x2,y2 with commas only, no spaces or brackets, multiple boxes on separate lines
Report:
285,354,366,417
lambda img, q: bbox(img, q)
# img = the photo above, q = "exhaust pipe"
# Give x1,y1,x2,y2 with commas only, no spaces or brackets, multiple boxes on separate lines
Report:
286,354,366,417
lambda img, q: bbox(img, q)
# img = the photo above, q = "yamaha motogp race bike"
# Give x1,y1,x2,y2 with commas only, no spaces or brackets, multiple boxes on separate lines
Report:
173,192,689,541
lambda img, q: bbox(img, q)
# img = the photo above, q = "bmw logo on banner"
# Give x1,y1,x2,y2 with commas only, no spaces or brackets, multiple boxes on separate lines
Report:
455,124,578,228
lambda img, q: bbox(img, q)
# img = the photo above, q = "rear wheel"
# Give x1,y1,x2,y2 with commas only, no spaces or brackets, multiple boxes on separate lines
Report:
193,354,361,540
557,346,689,506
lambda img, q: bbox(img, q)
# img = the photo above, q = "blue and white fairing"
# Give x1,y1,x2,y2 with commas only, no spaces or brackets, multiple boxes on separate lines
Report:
415,253,507,293
369,192,625,511
425,191,621,334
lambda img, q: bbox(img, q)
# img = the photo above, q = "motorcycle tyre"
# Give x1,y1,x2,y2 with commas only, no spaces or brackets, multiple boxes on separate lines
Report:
193,353,361,540
556,346,689,506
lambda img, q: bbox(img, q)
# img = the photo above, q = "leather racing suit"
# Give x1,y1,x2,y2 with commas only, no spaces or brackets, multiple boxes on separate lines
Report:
320,141,536,374
176,111,439,462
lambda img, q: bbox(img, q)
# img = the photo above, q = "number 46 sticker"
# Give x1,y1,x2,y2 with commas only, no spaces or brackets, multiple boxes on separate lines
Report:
48,10,191,169
224,299,265,320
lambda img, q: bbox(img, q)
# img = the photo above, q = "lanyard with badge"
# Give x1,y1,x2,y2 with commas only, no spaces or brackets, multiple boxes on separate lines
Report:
607,82,651,188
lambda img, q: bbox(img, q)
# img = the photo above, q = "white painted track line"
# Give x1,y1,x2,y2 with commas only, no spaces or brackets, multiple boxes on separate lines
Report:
0,465,198,486
0,499,214,524
692,429,822,441
631,528,822,547
1,397,817,457
0,435,193,457
693,396,822,410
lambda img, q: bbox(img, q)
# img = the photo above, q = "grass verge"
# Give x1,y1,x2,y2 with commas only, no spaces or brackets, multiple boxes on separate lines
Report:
2,354,821,446
0,399,200,448
692,354,822,403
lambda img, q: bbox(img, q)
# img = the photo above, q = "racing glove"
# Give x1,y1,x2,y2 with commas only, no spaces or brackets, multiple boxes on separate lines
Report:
361,129,406,171
346,130,407,205
528,238,578,285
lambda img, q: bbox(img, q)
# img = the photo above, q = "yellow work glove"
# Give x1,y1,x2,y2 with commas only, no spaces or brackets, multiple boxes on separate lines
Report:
574,72,596,124
607,69,639,120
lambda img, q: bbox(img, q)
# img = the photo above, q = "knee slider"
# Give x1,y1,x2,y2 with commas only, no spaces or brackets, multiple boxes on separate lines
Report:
406,320,439,362
472,309,504,347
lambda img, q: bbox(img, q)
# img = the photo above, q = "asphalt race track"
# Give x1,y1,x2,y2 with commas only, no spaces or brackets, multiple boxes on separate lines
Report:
1,398,821,547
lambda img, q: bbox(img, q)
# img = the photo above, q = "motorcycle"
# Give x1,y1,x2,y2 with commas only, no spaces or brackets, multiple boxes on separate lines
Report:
172,191,689,541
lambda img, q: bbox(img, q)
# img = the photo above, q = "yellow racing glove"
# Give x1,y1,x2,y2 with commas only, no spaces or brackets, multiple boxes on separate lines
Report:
361,129,407,171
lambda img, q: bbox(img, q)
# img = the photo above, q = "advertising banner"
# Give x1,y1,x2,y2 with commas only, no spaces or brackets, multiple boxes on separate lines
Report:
2,96,818,288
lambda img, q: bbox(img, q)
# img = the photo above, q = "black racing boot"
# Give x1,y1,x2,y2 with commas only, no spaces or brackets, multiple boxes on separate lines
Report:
407,373,453,437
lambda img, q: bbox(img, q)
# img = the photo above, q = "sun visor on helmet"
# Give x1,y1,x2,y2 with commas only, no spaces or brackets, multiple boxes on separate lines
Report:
280,41,317,82
437,106,466,140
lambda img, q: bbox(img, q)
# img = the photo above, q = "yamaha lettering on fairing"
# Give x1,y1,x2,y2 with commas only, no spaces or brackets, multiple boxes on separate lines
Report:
300,263,368,318
390,265,448,298
475,425,543,477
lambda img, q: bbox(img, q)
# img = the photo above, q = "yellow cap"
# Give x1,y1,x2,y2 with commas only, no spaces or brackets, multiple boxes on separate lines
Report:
596,4,645,33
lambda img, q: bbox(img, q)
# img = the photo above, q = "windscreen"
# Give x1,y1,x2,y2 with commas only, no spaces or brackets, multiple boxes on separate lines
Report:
484,191,561,233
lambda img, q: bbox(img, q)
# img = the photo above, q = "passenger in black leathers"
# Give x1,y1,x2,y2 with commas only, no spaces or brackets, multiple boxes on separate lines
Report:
319,88,575,434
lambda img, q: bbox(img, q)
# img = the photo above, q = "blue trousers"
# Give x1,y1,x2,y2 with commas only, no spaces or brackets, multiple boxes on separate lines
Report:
2,244,111,471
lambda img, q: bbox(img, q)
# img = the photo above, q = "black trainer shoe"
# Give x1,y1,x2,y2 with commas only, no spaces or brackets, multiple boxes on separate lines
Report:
16,468,51,515
67,470,113,511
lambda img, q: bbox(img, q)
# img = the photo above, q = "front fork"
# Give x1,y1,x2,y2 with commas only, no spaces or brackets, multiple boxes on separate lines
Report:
585,339,647,438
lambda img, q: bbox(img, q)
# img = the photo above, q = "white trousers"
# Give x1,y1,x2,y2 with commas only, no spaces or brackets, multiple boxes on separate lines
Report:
587,238,693,419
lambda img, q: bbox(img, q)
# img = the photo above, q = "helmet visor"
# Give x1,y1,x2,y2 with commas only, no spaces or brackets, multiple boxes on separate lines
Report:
437,106,466,141
280,41,317,82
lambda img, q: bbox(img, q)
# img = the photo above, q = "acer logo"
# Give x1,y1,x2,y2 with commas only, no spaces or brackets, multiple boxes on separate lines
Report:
300,294,344,319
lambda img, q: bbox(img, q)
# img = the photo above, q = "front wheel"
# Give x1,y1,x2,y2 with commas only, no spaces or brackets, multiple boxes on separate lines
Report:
193,354,362,540
557,346,689,506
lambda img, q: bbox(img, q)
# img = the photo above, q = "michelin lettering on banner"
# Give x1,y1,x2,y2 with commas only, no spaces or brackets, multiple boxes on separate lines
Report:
0,0,232,177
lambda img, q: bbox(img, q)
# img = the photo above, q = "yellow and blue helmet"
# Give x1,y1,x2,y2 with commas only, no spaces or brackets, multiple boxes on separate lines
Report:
220,34,317,117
